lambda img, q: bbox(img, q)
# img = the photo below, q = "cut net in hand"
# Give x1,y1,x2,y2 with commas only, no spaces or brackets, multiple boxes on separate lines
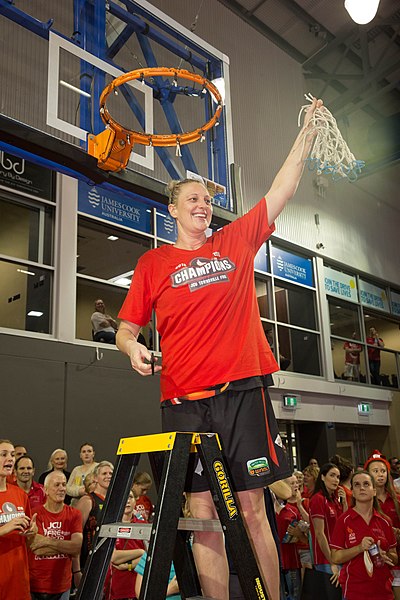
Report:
298,93,365,182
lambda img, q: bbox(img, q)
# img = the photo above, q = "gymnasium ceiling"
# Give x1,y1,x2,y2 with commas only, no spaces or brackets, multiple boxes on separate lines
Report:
216,0,400,206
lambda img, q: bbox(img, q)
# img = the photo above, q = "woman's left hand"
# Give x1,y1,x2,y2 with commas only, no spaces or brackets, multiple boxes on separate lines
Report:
337,486,348,510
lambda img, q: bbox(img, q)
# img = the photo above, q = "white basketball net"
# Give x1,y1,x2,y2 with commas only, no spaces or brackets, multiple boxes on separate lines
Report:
298,93,365,182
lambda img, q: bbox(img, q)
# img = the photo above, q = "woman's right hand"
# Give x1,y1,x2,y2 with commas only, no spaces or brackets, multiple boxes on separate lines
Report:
0,515,31,535
360,536,375,551
330,563,340,587
127,339,161,376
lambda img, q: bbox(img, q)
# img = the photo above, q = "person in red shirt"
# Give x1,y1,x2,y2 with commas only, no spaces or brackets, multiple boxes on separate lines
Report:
343,331,363,381
365,450,400,599
309,463,347,586
132,471,153,522
331,470,397,600
14,455,46,511
276,475,309,599
116,97,323,600
0,440,37,600
104,490,145,600
366,327,385,385
28,471,83,599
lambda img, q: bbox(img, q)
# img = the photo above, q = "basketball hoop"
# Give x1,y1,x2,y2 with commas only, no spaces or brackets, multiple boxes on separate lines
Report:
87,67,223,172
298,93,365,182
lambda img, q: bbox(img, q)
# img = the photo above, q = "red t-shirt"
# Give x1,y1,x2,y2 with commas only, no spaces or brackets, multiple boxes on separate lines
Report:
343,341,361,365
106,534,146,599
309,491,343,565
366,337,383,360
119,198,278,401
28,481,46,511
276,503,301,569
379,493,400,571
331,507,396,600
28,504,82,594
135,495,153,522
0,484,31,600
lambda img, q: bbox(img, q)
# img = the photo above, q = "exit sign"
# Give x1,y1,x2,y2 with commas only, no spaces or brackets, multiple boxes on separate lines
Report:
283,395,299,410
358,402,372,416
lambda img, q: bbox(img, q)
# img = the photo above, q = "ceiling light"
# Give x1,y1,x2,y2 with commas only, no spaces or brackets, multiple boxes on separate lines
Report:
344,0,380,25
114,277,131,286
107,235,119,241
27,310,43,317
17,268,35,276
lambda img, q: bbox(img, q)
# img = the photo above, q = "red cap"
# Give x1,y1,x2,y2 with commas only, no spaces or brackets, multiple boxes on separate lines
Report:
364,450,391,473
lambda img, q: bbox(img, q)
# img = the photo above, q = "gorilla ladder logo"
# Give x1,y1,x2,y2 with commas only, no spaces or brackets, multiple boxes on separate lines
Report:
171,257,236,292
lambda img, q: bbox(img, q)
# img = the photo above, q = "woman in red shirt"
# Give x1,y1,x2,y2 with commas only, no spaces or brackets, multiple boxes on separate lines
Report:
309,463,347,585
331,470,397,600
365,450,400,599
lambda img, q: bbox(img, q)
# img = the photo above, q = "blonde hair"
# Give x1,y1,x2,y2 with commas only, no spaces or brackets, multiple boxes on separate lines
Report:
48,448,68,470
166,178,205,205
94,461,114,476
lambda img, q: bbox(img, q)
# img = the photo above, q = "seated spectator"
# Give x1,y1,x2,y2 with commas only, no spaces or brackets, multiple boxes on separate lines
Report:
83,471,96,495
91,299,118,344
76,460,113,568
105,490,145,600
14,455,46,511
28,471,83,600
66,443,98,507
132,471,153,522
0,439,37,600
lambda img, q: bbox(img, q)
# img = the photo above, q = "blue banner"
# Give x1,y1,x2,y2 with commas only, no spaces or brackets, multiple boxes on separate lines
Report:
156,208,177,242
271,247,314,287
78,181,151,234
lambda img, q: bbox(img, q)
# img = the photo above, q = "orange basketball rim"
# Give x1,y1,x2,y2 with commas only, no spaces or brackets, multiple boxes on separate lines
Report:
87,67,224,172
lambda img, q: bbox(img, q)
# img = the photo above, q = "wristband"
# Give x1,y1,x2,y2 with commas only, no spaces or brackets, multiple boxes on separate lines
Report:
128,561,133,572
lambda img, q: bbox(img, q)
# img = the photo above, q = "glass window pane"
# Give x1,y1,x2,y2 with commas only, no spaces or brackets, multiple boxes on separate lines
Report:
256,278,271,319
0,259,52,333
76,278,154,346
275,282,317,330
331,337,367,384
328,298,361,339
278,326,321,376
261,322,277,362
77,218,152,280
364,314,400,352
376,350,399,388
0,194,53,264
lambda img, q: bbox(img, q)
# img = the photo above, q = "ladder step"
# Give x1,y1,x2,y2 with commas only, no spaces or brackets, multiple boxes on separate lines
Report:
99,517,222,541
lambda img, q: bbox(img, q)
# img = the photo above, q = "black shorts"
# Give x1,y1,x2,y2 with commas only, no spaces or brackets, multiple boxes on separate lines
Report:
161,386,290,492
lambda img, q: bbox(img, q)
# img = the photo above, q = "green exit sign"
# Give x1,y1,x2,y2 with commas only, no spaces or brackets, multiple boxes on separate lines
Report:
358,402,372,415
283,395,299,409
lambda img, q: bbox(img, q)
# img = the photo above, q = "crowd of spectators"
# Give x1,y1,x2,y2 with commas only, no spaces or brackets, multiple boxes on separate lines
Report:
1,439,400,600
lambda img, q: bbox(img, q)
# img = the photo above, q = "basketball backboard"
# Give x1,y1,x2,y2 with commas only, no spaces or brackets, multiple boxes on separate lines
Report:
0,0,234,208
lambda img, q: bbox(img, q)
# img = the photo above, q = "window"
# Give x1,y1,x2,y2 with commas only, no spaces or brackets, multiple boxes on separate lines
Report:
256,277,272,319
331,335,367,384
0,194,53,264
277,325,321,376
0,259,52,333
275,281,317,330
77,218,151,281
328,298,361,340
